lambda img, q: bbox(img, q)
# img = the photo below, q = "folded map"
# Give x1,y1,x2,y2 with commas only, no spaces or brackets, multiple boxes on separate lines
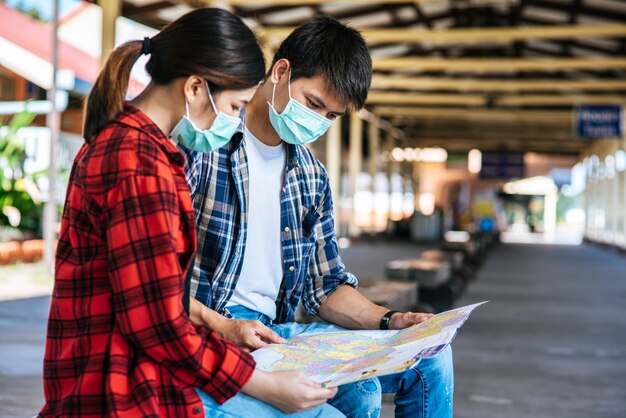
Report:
252,301,487,387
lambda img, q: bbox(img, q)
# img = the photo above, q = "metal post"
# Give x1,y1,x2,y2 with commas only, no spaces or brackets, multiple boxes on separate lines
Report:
43,0,60,276
326,117,342,235
348,112,363,237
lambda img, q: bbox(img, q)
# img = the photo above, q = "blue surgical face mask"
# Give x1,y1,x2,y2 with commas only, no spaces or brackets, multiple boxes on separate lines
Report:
268,71,334,145
170,82,241,152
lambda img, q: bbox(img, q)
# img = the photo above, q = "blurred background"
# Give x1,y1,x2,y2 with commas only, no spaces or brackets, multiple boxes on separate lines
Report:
0,1,624,417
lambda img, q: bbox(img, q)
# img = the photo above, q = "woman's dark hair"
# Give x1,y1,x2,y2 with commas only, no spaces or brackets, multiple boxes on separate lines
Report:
83,8,265,142
270,16,372,110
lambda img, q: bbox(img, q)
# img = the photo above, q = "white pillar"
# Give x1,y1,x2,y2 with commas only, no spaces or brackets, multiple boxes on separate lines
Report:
611,160,619,246
619,164,626,250
98,0,121,67
368,116,380,231
326,117,342,235
43,0,60,276
348,112,363,237
543,191,557,243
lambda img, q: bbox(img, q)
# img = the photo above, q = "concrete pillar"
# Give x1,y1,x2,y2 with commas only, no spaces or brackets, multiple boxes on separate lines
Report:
611,155,619,246
385,131,395,226
622,135,626,250
618,158,626,248
99,0,121,67
326,117,342,235
543,190,557,242
348,112,363,237
582,149,590,240
600,140,619,244
587,142,599,242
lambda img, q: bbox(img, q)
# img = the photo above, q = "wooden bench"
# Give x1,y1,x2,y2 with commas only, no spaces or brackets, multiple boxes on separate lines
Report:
385,259,451,288
420,249,464,272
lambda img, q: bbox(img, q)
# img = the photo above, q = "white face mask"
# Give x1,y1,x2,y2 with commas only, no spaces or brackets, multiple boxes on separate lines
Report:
170,82,242,152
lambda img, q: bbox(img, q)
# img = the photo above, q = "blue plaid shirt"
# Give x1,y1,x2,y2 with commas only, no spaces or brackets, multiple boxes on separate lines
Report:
180,132,357,324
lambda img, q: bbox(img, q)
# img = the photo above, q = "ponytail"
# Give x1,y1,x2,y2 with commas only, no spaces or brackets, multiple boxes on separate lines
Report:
83,40,143,142
82,8,265,143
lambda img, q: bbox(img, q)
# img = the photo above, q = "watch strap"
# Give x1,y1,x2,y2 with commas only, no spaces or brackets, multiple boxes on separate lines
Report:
379,310,400,330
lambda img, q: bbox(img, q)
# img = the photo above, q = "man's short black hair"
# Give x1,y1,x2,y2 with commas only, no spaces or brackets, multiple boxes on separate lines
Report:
270,15,372,110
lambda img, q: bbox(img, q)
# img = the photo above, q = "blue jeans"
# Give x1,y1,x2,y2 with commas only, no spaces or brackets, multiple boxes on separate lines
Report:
200,305,453,418
197,387,345,418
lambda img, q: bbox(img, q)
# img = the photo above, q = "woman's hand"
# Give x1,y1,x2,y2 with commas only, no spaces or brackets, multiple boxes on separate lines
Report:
243,370,338,413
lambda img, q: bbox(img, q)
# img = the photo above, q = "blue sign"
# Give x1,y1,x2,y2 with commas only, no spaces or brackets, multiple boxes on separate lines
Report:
575,105,623,139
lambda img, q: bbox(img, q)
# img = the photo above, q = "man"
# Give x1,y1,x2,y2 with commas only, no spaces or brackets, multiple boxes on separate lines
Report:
182,16,454,418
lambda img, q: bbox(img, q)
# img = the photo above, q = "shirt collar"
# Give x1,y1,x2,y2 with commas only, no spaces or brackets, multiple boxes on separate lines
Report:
117,104,186,166
239,106,300,169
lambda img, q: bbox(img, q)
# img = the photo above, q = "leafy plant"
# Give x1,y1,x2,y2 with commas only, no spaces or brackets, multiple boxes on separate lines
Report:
0,109,44,238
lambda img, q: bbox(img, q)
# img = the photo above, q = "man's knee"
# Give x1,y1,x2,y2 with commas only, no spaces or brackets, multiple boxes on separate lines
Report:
330,378,382,418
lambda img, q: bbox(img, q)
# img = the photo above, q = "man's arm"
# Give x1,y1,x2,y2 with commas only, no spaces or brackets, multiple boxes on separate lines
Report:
302,173,358,316
318,285,433,330
307,169,432,331
190,297,285,351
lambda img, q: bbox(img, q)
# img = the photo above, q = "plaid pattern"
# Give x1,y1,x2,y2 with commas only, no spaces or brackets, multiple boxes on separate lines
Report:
40,106,254,418
181,132,357,324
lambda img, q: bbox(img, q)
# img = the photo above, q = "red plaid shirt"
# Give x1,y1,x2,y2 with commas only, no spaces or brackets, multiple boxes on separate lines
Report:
40,106,255,417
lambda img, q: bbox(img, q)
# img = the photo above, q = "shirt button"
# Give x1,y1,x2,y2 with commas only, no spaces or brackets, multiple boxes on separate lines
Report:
289,266,295,272
284,227,290,233
193,406,201,414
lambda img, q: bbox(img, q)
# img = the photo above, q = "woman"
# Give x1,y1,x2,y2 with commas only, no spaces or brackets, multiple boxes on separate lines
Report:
39,8,340,418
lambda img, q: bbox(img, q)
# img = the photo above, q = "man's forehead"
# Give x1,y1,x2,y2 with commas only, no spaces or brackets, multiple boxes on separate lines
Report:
293,75,349,112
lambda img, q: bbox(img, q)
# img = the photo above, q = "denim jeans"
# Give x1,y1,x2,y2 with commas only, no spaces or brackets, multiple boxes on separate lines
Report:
199,305,453,418
197,386,345,418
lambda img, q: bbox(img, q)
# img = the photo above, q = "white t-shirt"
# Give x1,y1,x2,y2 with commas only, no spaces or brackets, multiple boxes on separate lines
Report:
227,126,286,319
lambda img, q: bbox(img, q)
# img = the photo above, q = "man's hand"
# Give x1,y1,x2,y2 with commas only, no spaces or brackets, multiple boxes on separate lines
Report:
389,311,434,330
216,318,286,352
190,298,285,351
243,370,338,414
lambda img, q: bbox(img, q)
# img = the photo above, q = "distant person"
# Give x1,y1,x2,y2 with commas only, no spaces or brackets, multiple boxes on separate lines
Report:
183,16,454,418
39,9,343,418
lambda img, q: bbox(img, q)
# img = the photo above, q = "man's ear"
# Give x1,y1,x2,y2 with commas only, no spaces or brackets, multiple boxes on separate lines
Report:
269,59,291,85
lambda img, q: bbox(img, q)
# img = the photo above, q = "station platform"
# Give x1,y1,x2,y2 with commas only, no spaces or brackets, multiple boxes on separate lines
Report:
1,241,625,418
340,241,626,418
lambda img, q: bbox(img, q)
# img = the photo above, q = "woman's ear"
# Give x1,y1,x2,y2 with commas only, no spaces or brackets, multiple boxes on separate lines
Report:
269,59,291,85
182,75,206,103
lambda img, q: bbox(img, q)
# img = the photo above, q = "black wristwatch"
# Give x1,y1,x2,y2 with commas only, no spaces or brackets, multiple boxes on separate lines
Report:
379,310,400,330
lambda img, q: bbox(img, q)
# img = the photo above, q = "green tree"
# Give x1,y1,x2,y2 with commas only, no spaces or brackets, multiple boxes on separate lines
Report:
0,109,44,237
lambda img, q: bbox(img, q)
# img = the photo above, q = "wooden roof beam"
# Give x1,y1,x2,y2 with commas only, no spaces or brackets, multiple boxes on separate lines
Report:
201,0,516,6
366,92,626,107
262,24,626,47
371,57,626,72
372,107,573,123
370,76,626,92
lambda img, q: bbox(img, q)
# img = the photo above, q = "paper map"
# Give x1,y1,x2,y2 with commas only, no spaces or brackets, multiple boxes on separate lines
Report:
251,301,487,387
